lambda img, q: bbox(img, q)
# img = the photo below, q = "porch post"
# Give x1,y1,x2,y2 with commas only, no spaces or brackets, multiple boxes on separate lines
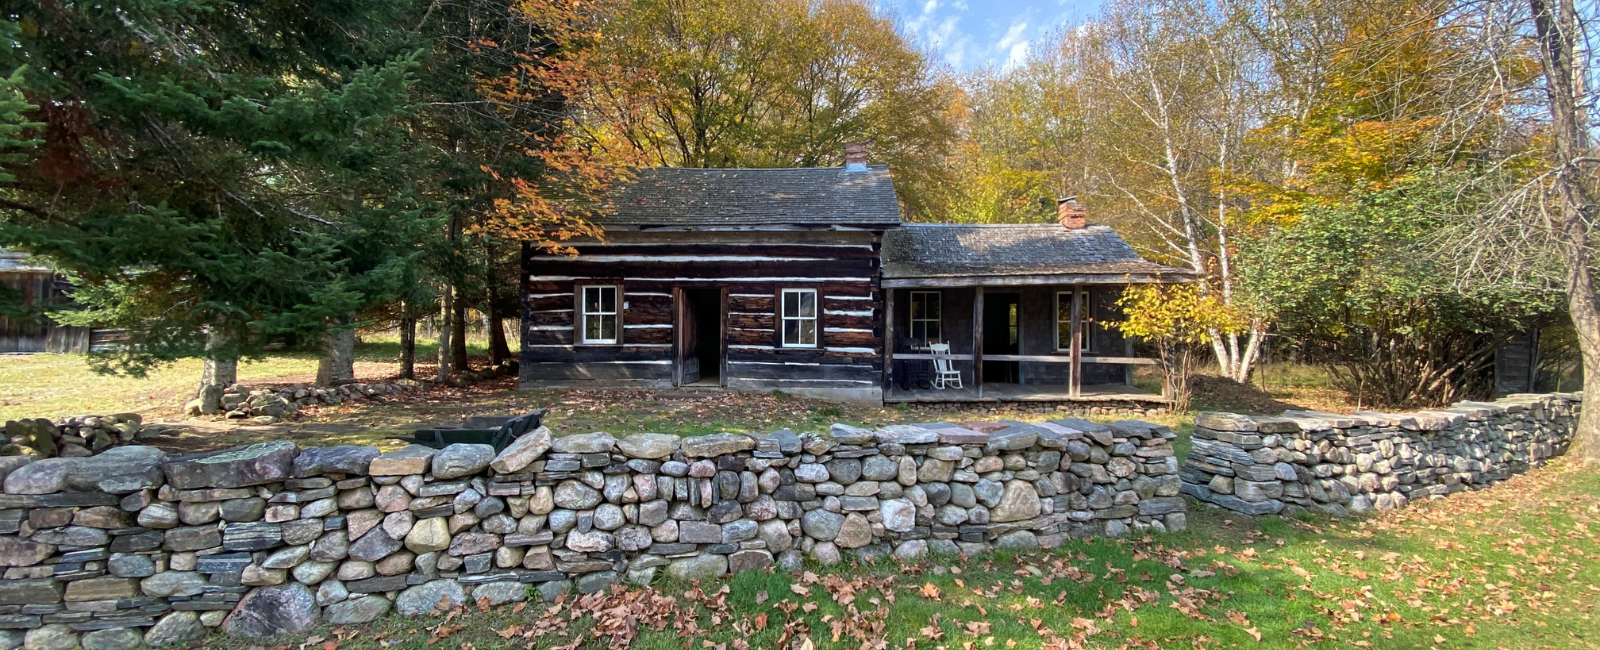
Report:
883,288,896,394
973,286,984,398
672,287,684,387
1069,286,1083,397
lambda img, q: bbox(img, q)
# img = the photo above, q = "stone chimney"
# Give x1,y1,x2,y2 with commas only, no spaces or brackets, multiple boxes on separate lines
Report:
844,143,869,172
1057,197,1087,229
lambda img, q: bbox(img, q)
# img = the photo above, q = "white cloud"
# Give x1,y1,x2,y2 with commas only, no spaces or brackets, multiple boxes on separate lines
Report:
996,20,1030,70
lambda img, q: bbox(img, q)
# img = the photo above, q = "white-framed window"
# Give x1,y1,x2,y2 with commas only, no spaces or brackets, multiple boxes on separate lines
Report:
1056,288,1094,352
780,288,818,348
579,285,619,344
909,291,942,345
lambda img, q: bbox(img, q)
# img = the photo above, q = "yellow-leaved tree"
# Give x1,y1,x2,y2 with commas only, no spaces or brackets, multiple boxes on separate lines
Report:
1113,282,1247,411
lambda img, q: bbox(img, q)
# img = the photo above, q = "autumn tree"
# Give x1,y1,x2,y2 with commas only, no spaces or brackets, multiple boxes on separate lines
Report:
1113,282,1246,411
544,0,957,218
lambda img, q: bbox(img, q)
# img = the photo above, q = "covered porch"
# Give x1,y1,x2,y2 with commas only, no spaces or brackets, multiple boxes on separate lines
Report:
878,221,1191,405
881,283,1168,404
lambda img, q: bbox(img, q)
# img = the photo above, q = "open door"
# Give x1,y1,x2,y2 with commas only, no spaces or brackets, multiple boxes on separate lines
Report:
676,288,722,387
982,292,1021,383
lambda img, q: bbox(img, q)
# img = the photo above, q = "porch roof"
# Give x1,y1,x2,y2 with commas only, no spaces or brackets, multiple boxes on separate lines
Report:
880,223,1191,287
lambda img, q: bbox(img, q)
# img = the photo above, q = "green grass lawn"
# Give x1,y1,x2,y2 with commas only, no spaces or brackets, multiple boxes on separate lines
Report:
0,335,499,422
207,459,1600,650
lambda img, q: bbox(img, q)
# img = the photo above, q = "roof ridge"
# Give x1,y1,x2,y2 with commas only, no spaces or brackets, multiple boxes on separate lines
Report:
636,165,889,172
900,222,1113,229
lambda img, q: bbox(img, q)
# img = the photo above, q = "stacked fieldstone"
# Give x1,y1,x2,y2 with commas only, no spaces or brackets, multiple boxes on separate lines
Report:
3,414,164,458
0,417,1183,648
1180,393,1580,518
186,382,416,422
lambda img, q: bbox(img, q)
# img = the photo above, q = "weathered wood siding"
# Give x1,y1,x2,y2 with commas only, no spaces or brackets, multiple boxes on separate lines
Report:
521,230,885,398
0,271,94,354
1017,285,1126,386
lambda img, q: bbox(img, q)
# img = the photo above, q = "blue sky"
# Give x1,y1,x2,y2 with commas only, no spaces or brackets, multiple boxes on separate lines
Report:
877,0,1106,71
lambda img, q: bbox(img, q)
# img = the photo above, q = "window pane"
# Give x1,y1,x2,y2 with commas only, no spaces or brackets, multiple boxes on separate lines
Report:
910,321,925,341
911,295,926,320
586,315,603,341
928,293,940,318
799,291,815,317
599,287,615,313
584,287,600,313
928,322,941,342
799,319,816,345
783,319,799,346
783,291,798,316
599,315,616,341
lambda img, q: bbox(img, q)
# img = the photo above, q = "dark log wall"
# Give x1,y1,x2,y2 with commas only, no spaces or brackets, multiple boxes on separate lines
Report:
0,271,94,354
521,230,885,398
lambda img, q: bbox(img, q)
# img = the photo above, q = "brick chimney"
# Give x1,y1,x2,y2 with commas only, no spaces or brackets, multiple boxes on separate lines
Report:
1057,197,1087,229
844,143,868,172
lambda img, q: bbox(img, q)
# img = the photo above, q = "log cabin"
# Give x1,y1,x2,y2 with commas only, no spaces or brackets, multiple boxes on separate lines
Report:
519,147,1194,404
0,250,107,354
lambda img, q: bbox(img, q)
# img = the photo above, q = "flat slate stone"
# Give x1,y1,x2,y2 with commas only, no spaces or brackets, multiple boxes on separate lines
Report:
549,432,617,455
293,446,380,477
680,434,754,458
490,427,552,474
65,446,168,493
873,425,939,445
222,522,282,551
162,441,297,489
3,458,78,495
369,445,437,476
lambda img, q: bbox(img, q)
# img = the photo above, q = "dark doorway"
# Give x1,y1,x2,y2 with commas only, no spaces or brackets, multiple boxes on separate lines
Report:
982,292,1020,383
679,288,722,386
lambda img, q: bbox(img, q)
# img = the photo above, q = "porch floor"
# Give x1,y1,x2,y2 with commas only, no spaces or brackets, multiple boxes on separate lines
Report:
884,382,1167,404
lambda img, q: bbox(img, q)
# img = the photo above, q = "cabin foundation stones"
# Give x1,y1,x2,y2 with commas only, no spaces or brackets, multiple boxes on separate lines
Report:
1179,393,1581,517
0,417,1183,643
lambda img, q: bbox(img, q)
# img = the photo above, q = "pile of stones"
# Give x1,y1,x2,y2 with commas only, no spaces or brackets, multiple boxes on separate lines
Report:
1180,393,1579,517
186,382,418,423
2,414,164,458
0,416,1184,648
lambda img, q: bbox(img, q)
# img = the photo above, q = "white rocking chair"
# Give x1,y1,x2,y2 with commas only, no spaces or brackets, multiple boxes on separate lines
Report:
929,343,964,390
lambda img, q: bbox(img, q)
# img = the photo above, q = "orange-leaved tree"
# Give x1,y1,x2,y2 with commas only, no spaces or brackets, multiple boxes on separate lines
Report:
475,0,644,255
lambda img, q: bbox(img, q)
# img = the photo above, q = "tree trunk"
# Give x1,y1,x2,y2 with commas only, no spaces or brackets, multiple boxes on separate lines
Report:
1530,0,1598,462
316,321,356,387
399,302,416,380
451,299,469,372
196,325,237,414
488,277,512,368
437,286,453,383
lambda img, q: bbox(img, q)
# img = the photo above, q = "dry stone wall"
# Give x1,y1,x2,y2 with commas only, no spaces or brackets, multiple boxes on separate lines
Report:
0,417,1184,648
1180,393,1580,517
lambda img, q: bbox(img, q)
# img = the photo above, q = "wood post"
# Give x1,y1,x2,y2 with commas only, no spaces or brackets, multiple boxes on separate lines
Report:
973,286,984,398
672,287,684,387
884,288,896,393
1069,287,1083,398
719,287,729,388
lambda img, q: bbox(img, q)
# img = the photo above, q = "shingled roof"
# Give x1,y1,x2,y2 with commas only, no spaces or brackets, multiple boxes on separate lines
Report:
596,166,902,228
881,223,1190,283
